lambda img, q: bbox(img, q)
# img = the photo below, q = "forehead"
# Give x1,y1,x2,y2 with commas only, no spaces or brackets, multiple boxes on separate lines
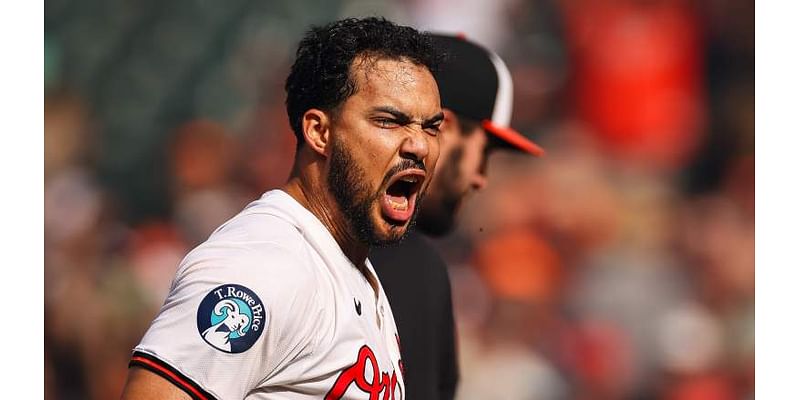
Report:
345,56,441,116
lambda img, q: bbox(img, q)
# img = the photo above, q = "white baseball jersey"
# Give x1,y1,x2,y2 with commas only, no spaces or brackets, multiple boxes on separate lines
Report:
131,190,405,400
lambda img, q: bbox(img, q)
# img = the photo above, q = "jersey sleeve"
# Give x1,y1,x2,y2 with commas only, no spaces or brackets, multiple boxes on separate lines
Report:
131,240,324,400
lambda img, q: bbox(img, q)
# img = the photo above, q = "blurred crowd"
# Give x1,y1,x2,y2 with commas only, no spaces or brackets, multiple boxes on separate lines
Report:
44,0,753,399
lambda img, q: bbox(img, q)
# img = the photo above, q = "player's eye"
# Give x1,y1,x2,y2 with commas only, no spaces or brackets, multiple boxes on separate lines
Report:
374,118,401,129
423,121,442,136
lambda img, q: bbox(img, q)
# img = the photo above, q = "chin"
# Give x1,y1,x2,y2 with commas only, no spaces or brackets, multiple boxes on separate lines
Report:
373,217,410,245
360,203,413,247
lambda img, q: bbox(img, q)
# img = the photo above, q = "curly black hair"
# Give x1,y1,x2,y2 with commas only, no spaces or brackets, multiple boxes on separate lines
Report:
285,17,442,147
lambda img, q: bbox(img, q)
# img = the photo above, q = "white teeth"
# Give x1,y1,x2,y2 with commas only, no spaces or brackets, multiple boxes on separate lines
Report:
400,176,419,183
388,197,409,210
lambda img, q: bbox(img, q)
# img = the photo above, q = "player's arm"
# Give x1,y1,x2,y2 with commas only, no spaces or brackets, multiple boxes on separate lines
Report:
122,242,319,399
120,366,192,400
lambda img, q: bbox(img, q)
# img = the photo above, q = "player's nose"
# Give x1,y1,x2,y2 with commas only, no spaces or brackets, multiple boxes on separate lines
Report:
471,172,488,191
399,128,430,161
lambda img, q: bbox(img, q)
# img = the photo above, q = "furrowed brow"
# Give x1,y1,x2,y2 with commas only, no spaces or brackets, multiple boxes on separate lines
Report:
371,106,412,124
423,112,445,126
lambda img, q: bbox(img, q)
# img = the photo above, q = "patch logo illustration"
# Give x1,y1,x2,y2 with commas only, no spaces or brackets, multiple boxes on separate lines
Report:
196,284,267,353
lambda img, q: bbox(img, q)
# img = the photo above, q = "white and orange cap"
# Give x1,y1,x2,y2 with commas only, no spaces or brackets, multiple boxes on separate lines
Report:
430,33,545,156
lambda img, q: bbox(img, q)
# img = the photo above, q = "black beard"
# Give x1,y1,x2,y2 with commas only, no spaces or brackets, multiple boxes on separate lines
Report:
327,139,426,247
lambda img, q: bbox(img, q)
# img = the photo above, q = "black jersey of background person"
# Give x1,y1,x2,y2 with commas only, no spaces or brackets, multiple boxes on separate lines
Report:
370,231,458,400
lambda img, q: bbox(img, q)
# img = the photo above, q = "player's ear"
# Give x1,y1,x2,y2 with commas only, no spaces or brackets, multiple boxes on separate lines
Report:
302,108,331,157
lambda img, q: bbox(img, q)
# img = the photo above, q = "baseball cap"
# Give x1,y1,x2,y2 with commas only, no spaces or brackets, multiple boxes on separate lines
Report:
430,34,545,157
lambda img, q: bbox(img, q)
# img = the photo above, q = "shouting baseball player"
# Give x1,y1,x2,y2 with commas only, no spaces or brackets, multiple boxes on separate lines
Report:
371,33,545,400
120,17,443,400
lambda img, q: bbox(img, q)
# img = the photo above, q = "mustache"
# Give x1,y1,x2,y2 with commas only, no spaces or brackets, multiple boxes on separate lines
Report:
381,159,426,187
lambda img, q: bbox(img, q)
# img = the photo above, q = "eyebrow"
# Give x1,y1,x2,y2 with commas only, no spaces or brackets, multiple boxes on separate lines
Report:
371,106,444,126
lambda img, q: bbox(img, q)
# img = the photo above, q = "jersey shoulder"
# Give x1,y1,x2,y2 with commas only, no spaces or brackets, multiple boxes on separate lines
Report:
176,204,318,284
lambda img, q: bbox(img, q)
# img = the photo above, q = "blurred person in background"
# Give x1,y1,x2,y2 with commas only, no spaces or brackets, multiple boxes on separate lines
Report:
371,33,545,400
121,17,443,399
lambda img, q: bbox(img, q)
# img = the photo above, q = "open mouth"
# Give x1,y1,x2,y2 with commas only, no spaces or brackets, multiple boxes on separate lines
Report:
381,169,425,224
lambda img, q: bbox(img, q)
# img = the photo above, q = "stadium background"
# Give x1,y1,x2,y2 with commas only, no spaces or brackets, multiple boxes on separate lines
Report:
44,0,754,398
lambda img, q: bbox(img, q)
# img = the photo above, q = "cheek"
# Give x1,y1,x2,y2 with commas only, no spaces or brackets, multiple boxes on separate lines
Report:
353,124,396,158
463,135,488,174
348,134,399,191
434,145,464,184
427,135,442,170
465,146,485,175
345,132,383,165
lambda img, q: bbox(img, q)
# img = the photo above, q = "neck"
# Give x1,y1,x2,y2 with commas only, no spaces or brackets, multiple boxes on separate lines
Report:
282,172,369,268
